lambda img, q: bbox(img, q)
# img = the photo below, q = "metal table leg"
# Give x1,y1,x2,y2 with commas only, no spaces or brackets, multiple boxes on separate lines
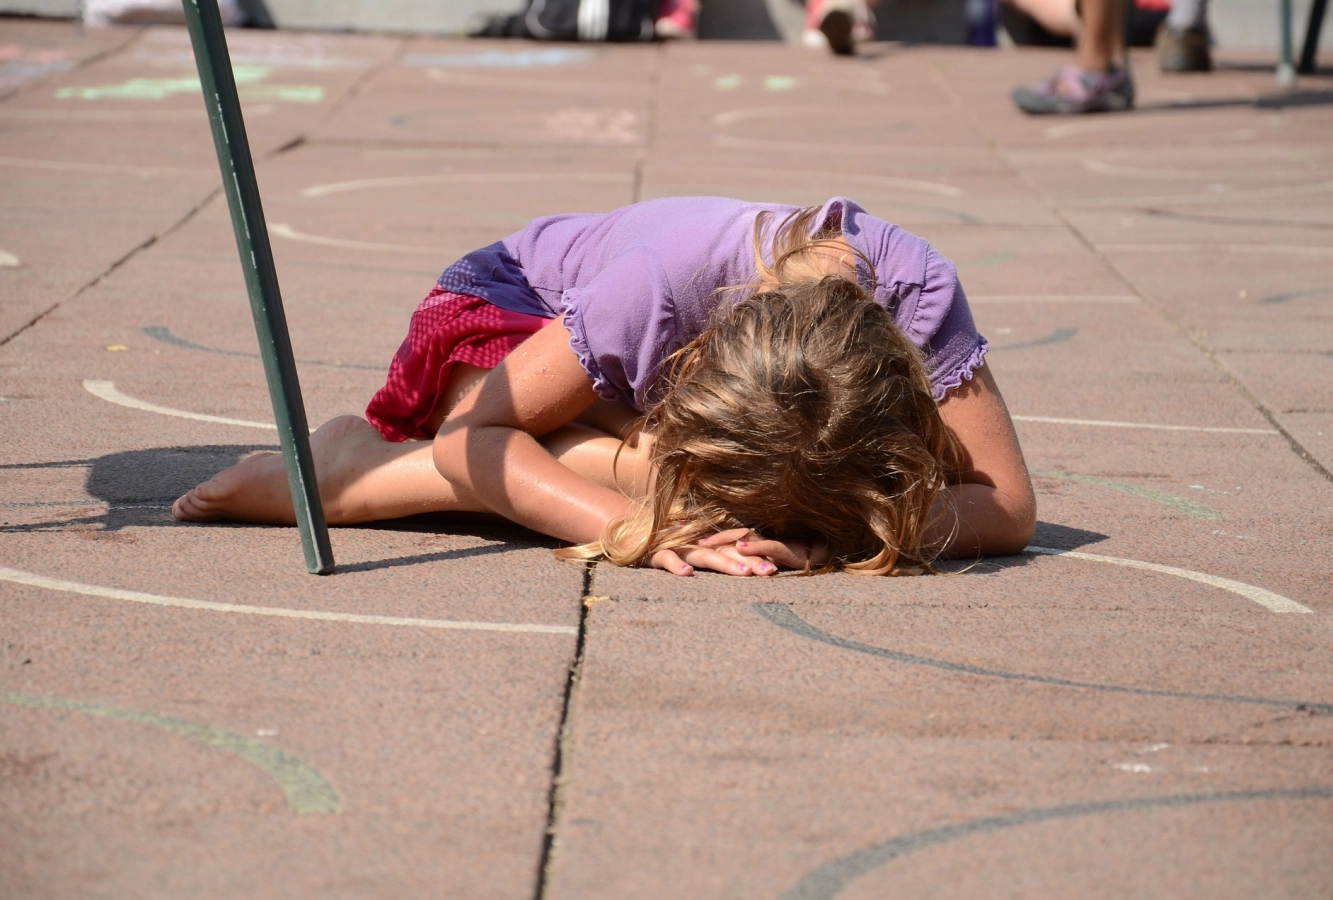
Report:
180,0,335,574
1279,0,1297,84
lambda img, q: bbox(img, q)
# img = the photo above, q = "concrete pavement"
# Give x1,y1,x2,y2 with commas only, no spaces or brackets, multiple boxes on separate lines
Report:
1,19,1331,898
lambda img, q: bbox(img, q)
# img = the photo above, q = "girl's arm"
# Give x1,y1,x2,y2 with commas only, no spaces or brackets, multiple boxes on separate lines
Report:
731,360,1035,568
433,319,632,545
433,319,762,576
929,362,1037,557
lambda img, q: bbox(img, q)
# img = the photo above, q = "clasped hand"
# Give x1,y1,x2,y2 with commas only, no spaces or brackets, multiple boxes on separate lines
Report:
649,527,829,577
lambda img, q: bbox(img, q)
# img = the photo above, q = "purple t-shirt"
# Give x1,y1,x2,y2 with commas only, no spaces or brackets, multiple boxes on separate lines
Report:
436,196,987,410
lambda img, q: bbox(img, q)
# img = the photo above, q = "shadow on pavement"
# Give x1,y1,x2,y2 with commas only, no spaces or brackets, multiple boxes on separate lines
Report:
1,447,558,562
1140,88,1333,112
938,521,1109,575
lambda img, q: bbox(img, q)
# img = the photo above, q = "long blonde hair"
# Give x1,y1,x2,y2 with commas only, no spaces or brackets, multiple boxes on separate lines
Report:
556,206,959,575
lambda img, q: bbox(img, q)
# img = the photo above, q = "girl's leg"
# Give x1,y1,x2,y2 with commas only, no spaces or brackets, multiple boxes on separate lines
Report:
171,415,474,525
173,363,650,526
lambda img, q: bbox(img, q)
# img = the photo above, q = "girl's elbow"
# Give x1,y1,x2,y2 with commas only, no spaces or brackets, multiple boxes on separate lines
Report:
1005,489,1037,554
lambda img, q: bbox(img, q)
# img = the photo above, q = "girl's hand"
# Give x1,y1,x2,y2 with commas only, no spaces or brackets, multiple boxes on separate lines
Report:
647,528,827,576
732,532,830,571
649,527,780,577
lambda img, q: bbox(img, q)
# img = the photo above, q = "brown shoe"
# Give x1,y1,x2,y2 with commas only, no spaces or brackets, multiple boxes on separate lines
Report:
1155,24,1212,72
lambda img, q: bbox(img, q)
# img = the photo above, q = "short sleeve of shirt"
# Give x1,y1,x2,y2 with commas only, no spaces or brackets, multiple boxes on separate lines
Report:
560,246,677,408
914,247,988,400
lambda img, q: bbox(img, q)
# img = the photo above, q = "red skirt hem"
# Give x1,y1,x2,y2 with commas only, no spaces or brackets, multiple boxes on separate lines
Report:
365,288,549,442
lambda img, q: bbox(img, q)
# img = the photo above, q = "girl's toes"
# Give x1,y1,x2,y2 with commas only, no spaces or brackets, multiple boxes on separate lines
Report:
173,480,226,521
172,489,204,521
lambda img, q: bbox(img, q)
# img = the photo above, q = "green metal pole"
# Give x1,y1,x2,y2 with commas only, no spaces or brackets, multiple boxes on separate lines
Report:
1278,0,1296,85
180,0,335,574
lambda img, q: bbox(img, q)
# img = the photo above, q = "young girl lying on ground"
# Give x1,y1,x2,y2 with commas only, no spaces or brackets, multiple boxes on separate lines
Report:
174,197,1036,576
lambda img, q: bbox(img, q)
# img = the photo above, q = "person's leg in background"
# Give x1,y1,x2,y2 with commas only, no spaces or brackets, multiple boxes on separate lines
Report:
803,0,880,55
1156,0,1211,70
1011,0,1135,113
655,0,698,39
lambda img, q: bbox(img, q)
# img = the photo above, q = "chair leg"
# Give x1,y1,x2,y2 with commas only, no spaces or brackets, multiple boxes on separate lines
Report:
1299,0,1328,74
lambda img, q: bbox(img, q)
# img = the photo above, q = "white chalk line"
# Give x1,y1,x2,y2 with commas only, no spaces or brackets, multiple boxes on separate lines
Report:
1011,414,1278,435
1081,159,1303,181
269,223,439,255
1041,115,1259,140
1103,243,1333,258
84,380,280,431
970,295,1139,304
299,171,632,199
650,164,965,199
0,107,274,121
0,566,578,635
713,134,914,155
84,379,1280,438
0,249,18,268
1027,547,1312,614
1,555,1301,622
0,155,210,176
1070,180,1333,209
713,104,891,128
425,67,649,96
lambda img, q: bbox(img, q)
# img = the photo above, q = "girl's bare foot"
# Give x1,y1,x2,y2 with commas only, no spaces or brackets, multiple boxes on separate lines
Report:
172,449,296,524
172,415,375,525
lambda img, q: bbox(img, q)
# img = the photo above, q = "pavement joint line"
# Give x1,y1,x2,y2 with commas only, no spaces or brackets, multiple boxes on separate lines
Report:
0,25,145,104
1010,415,1279,435
635,44,663,203
0,565,579,635
1,232,150,347
781,787,1333,900
1030,470,1224,520
3,183,221,348
535,562,595,899
142,325,383,371
1181,337,1333,485
0,691,340,815
1024,546,1311,613
756,603,1328,711
313,35,407,133
1054,203,1333,486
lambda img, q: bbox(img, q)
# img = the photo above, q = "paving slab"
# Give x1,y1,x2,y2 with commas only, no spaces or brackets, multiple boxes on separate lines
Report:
543,599,1333,898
